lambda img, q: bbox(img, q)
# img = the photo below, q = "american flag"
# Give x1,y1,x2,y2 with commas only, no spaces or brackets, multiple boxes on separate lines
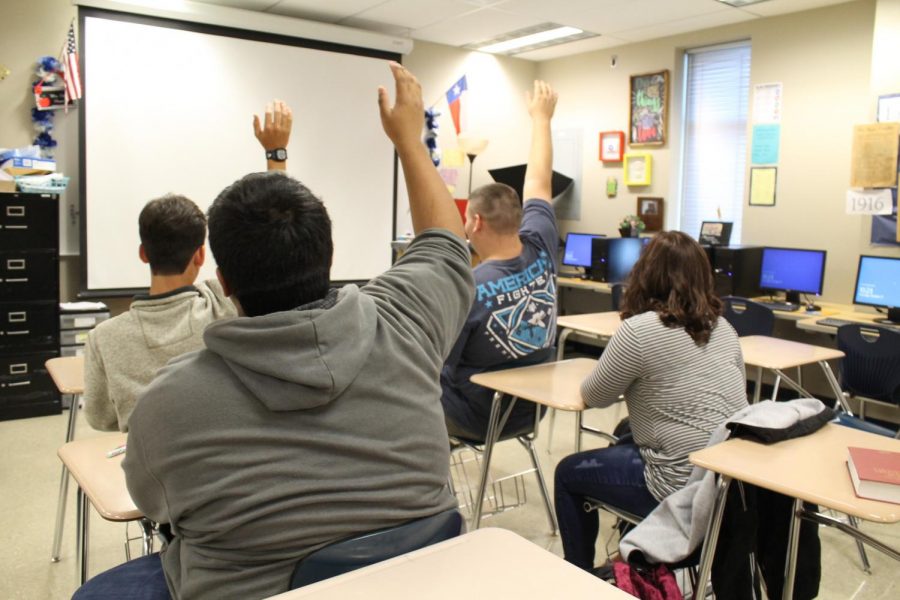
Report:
62,21,82,103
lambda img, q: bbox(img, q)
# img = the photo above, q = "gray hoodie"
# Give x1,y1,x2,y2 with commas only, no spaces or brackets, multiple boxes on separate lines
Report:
123,230,474,599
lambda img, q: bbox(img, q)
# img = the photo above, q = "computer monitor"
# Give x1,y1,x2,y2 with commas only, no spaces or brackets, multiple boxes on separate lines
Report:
562,233,604,270
758,247,827,305
608,237,648,283
698,221,733,246
853,255,900,325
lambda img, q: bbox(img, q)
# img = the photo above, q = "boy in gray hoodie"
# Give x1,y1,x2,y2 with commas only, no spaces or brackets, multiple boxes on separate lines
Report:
73,64,474,600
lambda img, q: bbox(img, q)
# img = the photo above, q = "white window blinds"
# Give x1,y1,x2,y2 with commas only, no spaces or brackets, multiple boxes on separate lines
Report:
680,42,751,242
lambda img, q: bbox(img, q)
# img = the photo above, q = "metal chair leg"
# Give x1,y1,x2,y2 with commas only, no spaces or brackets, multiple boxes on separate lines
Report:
518,436,559,535
753,367,763,404
693,476,731,600
140,518,155,556
847,515,872,573
75,487,90,586
783,498,803,600
51,393,80,562
471,392,504,530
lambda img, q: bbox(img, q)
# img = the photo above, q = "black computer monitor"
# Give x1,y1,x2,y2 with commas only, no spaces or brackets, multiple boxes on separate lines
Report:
698,221,733,246
608,237,648,283
562,233,604,270
759,247,827,305
853,255,900,325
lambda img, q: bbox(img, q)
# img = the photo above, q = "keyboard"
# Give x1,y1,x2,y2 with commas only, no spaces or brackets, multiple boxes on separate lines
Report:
755,301,800,312
816,317,900,331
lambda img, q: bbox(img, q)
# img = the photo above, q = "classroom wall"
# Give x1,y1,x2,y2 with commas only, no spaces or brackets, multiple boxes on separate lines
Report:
538,0,898,305
399,40,536,236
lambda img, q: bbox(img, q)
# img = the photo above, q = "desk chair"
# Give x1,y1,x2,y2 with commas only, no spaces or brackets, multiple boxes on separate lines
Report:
610,283,626,311
288,509,463,589
836,324,900,432
722,296,775,337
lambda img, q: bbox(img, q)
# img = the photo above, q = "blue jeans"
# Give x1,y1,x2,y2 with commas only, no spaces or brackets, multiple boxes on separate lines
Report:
554,441,659,571
72,553,171,599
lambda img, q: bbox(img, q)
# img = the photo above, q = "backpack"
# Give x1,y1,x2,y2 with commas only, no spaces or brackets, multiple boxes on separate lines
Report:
613,560,683,600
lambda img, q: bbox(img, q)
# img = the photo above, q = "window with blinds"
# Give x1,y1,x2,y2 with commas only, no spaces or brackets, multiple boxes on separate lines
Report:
679,42,751,243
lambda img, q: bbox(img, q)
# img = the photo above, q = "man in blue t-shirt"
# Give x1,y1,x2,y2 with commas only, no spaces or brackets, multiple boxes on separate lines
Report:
441,80,559,440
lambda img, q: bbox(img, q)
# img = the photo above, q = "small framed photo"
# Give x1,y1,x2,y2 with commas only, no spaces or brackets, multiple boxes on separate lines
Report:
599,131,625,162
637,197,664,231
623,152,652,186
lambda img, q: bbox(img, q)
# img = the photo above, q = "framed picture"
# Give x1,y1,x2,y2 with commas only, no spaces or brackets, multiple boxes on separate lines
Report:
599,130,625,162
877,93,900,122
629,70,669,146
637,197,664,231
623,152,652,186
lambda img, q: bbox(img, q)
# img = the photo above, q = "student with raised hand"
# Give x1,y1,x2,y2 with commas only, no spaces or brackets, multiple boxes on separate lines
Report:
440,80,560,441
553,231,748,573
82,100,291,432
73,63,473,600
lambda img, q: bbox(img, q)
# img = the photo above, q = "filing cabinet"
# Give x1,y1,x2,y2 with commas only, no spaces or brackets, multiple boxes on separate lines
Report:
0,193,60,420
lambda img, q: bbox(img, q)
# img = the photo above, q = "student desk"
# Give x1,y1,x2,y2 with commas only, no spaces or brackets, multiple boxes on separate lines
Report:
555,312,622,450
266,528,634,600
738,336,847,410
689,423,900,600
468,358,597,531
57,433,149,585
46,356,85,563
795,309,892,334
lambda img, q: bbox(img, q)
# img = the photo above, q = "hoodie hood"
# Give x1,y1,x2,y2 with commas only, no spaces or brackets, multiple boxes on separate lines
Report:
202,285,377,412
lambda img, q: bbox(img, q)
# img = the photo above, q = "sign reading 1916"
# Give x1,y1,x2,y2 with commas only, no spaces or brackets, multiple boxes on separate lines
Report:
846,189,893,215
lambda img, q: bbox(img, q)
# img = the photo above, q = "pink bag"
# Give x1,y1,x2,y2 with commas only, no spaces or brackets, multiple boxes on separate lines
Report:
612,560,683,600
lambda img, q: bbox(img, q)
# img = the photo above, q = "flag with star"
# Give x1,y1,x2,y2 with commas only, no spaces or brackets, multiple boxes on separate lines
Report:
62,21,82,105
445,75,467,135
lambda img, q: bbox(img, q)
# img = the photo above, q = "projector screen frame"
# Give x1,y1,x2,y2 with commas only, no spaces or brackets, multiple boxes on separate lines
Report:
77,7,401,298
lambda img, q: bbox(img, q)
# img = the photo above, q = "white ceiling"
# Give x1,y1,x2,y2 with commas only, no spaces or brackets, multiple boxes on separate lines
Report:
192,0,855,61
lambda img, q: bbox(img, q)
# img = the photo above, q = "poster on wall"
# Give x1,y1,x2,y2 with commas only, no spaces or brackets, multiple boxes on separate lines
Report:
850,123,899,188
629,70,669,146
753,82,783,124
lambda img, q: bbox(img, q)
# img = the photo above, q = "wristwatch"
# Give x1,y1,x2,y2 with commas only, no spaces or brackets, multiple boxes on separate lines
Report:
266,148,287,162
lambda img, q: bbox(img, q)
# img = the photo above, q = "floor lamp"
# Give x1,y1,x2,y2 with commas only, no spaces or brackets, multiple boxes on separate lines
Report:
457,136,489,197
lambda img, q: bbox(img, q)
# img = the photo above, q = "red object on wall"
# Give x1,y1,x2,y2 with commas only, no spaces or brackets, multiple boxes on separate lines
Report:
455,199,469,224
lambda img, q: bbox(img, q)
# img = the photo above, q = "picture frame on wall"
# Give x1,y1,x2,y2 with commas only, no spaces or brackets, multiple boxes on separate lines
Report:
623,152,652,186
637,197,664,231
599,131,625,162
629,70,669,146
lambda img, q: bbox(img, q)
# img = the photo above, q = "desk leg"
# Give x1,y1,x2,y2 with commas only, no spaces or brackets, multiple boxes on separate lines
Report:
547,329,574,450
471,392,504,530
75,487,90,586
51,393,80,562
782,497,803,600
771,374,782,401
819,361,853,415
693,475,731,600
753,367,763,404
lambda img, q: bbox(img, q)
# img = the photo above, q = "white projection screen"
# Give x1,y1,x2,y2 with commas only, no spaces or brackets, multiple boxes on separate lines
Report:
80,9,398,294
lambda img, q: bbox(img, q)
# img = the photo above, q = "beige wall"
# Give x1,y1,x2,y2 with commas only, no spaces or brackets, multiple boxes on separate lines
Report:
538,0,898,305
3,0,898,309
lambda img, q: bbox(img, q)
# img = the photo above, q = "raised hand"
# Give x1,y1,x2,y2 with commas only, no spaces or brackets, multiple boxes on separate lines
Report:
253,99,293,151
526,80,558,122
377,62,424,150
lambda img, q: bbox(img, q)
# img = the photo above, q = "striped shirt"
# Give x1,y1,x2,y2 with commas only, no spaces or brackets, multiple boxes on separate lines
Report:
581,311,747,501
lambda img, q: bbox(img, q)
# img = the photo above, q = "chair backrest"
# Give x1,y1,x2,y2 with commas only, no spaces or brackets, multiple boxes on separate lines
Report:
611,283,626,311
836,324,900,404
722,296,775,337
288,508,464,590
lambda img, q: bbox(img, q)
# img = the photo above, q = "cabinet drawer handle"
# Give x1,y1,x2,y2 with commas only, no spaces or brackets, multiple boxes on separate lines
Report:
9,363,27,375
5,277,27,283
7,259,26,270
6,206,25,217
7,380,31,387
8,312,27,322
6,330,30,335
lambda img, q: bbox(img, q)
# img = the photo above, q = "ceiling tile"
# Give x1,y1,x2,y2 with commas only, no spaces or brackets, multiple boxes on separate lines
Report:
615,7,756,43
568,0,733,35
411,7,543,47
515,35,628,62
496,0,623,25
265,0,388,22
351,0,476,29
729,0,855,17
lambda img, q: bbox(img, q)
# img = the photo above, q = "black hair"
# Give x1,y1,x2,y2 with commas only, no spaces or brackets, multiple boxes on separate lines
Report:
138,194,206,276
207,172,333,317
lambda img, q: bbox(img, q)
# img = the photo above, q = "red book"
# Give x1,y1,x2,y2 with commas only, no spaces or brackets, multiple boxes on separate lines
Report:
847,446,900,505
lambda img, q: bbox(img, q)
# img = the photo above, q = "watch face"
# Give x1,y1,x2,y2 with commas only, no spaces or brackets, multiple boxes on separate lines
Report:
273,148,287,161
